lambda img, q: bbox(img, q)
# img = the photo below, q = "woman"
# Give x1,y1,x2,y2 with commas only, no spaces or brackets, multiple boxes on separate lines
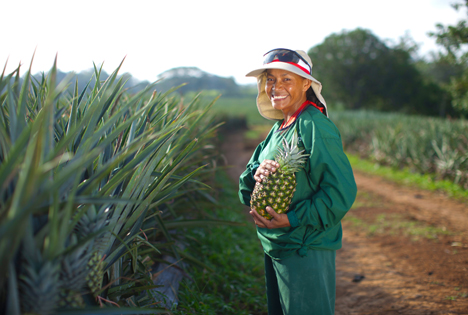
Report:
238,48,357,315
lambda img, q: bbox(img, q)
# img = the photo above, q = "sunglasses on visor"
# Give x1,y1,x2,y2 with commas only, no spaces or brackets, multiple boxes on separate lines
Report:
263,48,312,75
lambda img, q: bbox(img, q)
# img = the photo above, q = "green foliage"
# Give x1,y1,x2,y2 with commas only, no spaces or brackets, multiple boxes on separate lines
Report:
347,153,468,202
212,96,266,127
332,110,468,192
173,171,267,315
189,93,274,131
429,1,468,116
0,57,222,314
309,28,446,116
155,67,242,97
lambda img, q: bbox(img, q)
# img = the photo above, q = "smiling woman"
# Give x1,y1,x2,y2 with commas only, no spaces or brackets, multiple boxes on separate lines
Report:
238,48,357,315
265,69,310,121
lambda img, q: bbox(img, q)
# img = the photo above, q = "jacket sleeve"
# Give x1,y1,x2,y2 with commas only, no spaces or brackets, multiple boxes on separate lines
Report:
286,115,357,230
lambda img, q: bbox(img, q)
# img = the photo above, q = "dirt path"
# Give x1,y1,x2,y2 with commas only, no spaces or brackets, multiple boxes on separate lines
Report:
221,131,468,315
353,172,468,234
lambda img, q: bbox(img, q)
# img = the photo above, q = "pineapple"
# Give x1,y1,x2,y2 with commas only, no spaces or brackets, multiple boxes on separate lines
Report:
75,206,108,297
58,289,85,309
250,131,308,219
85,251,105,297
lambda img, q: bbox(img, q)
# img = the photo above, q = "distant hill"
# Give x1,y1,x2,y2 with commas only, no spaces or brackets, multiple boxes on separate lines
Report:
155,67,241,96
24,66,254,97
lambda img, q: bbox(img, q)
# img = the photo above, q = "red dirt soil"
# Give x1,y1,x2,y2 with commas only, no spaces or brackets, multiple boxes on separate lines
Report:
222,131,468,315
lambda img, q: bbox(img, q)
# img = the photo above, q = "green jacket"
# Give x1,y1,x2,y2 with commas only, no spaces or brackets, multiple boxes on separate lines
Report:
238,106,357,260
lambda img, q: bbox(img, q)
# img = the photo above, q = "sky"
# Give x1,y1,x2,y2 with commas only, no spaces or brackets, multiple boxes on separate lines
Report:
1,0,466,85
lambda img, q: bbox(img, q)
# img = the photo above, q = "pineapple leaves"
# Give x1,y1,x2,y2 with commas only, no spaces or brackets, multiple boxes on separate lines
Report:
0,57,222,312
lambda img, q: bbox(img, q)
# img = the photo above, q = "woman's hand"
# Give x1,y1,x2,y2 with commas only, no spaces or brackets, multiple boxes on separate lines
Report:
250,206,291,229
254,160,280,183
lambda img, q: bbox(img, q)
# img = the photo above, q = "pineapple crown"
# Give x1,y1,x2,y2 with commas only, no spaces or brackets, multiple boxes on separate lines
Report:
75,205,108,253
275,131,309,174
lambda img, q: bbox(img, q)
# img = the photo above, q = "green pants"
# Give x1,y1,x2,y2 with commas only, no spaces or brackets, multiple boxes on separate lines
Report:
264,250,336,315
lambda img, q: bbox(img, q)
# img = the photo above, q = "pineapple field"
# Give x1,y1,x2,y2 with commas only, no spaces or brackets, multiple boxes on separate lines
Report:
0,59,260,314
2,56,468,315
331,110,468,194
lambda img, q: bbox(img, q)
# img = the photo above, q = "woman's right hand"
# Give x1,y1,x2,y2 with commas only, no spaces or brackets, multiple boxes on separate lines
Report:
254,159,279,183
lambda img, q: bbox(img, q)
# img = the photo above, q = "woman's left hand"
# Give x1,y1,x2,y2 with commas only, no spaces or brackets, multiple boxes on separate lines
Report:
250,206,291,229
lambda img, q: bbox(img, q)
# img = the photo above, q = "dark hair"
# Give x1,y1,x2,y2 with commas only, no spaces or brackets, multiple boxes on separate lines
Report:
306,87,327,115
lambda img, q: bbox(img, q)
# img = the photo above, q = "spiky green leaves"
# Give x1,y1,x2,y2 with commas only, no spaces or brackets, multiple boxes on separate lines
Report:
1,57,219,313
75,205,108,254
275,131,308,174
59,234,92,293
19,250,60,315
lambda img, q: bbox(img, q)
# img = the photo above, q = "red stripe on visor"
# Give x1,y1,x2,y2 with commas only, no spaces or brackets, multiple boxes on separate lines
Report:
267,60,311,75
263,48,312,75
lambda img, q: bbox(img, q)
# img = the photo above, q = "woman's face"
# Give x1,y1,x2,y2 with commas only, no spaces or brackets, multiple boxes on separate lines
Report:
265,69,311,116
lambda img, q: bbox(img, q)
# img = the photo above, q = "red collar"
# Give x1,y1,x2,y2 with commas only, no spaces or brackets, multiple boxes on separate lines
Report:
279,100,323,129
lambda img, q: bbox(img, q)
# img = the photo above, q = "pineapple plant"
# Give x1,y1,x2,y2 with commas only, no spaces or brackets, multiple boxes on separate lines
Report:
250,131,308,219
1,57,219,313
19,240,61,315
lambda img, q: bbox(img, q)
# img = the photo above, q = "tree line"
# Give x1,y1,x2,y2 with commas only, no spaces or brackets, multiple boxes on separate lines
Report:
308,1,468,118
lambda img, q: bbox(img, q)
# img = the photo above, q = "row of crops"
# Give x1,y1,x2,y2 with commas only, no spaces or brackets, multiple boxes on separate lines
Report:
0,60,231,314
331,110,468,189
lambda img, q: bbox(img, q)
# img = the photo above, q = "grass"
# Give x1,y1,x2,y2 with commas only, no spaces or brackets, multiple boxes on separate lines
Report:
343,212,453,241
345,191,454,241
445,292,468,301
350,191,384,209
244,125,273,141
173,171,268,315
346,153,468,203
212,96,274,128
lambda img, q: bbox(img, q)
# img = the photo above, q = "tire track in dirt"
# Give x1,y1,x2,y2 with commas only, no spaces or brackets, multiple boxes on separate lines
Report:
221,131,468,314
